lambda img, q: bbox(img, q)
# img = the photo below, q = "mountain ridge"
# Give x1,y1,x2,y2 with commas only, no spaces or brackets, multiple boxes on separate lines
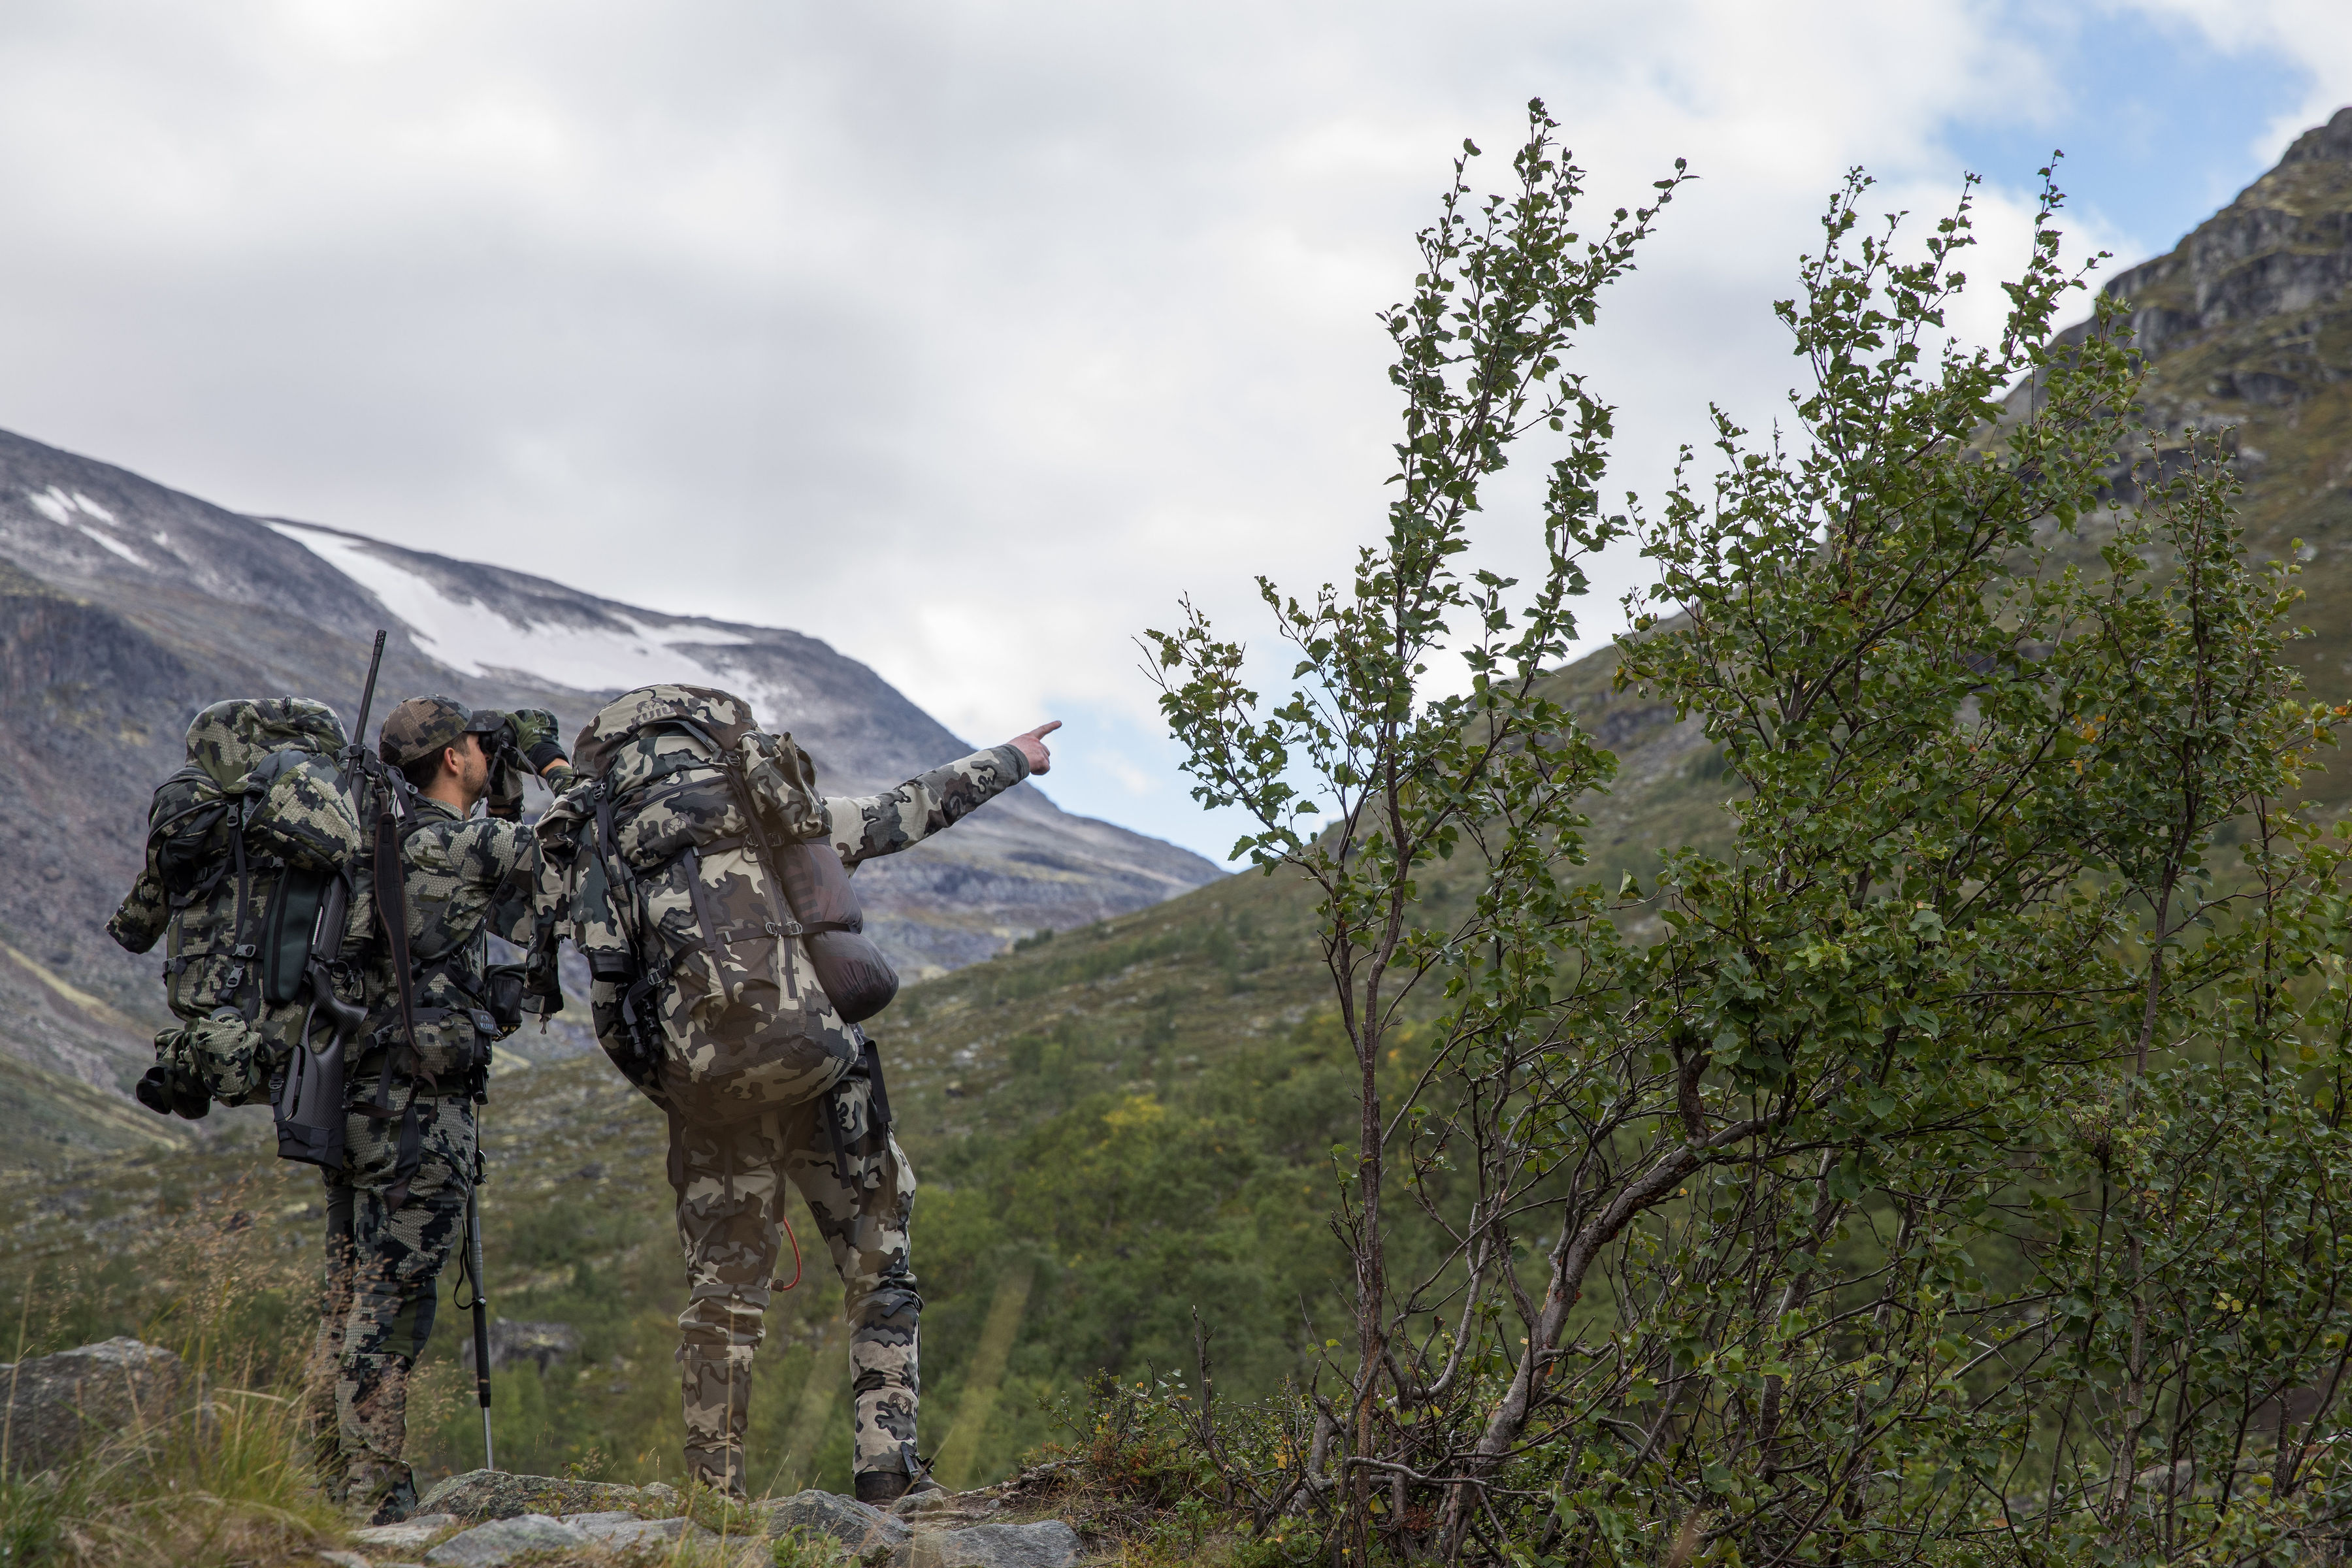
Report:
0,425,1222,1148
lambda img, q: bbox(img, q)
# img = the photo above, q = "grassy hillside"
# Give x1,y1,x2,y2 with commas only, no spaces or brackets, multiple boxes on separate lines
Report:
0,648,1725,1497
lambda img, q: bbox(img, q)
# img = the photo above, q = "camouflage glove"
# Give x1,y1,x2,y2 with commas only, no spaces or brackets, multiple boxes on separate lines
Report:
507,708,568,773
483,751,527,820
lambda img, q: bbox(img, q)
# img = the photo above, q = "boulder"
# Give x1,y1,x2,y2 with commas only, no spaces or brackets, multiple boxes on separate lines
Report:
926,1520,1085,1568
457,1319,580,1376
423,1512,589,1566
414,1468,675,1522
0,1338,184,1475
351,1512,460,1554
766,1488,911,1556
565,1509,704,1549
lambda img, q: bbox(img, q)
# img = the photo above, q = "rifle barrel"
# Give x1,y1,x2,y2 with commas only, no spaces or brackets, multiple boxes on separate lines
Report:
353,630,387,747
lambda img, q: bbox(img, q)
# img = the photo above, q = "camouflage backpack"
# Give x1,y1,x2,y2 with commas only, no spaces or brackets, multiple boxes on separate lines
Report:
108,698,366,1119
535,683,895,1122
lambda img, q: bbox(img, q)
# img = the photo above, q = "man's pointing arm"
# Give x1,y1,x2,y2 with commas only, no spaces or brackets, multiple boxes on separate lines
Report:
826,721,1061,868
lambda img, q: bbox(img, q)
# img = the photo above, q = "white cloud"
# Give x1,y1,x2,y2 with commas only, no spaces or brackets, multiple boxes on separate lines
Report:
0,0,2331,858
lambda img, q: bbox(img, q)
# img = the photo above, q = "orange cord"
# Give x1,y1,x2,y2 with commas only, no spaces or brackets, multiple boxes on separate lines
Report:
772,1213,803,1292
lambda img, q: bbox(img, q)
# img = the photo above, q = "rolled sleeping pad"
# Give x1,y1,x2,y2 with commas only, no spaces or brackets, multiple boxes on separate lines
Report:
776,841,900,1023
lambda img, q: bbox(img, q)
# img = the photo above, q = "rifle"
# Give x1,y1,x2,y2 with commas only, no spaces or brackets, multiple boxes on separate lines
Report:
273,630,387,1169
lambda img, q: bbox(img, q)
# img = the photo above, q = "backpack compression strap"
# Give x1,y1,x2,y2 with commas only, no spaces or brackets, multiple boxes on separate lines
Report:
227,801,261,1021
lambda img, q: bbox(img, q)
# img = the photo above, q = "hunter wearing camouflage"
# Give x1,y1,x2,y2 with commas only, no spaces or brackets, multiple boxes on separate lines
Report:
309,695,575,1523
543,689,1057,1503
668,717,1057,1504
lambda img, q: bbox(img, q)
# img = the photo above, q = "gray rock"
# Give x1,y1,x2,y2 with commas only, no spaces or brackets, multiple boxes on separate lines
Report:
559,1510,641,1533
459,1319,581,1376
766,1488,911,1554
563,1510,702,1548
416,1469,659,1522
316,1552,372,1568
0,1338,183,1475
925,1522,1085,1568
892,1488,969,1519
423,1513,589,1567
352,1513,459,1553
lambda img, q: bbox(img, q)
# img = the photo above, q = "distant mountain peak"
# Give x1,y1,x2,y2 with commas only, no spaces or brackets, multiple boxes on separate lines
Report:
2097,104,2352,361
2281,105,2352,168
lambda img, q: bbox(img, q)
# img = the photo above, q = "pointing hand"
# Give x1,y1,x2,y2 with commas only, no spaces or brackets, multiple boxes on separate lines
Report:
1009,720,1061,776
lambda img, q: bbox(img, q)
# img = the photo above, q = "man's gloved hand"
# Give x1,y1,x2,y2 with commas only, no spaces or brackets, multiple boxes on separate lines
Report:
483,752,527,820
508,708,569,774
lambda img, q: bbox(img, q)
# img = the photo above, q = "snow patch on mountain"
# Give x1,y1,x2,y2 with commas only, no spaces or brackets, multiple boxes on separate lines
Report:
25,484,148,565
76,525,143,565
269,520,753,693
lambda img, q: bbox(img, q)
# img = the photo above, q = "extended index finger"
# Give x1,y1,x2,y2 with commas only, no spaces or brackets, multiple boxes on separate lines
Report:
1023,719,1064,740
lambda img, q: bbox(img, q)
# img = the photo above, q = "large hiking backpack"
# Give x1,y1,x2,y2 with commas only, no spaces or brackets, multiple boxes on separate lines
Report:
108,698,367,1119
536,683,898,1120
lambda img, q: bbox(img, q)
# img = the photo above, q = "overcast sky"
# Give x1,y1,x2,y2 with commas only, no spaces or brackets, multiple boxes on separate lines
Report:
0,1,2345,862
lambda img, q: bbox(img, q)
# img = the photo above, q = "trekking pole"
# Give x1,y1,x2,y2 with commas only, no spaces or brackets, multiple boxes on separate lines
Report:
467,1147,495,1470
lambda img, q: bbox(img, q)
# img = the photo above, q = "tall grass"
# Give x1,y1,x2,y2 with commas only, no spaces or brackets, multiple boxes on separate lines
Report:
1,1174,349,1567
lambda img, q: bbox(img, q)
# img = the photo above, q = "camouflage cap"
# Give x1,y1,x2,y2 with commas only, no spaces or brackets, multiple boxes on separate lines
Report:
380,695,504,768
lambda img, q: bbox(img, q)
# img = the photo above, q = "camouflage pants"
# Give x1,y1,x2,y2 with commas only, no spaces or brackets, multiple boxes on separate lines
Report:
667,1070,919,1495
308,1085,476,1509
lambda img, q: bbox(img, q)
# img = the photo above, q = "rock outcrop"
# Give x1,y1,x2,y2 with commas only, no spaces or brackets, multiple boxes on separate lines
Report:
0,1337,183,1475
416,1467,678,1523
2092,106,2352,368
455,1318,581,1376
395,1471,1086,1567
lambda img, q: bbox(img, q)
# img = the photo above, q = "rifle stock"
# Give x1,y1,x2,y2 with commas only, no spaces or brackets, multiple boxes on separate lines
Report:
272,629,389,1171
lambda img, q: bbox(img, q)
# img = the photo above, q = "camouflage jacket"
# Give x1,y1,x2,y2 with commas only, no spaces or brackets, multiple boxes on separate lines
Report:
823,745,1030,869
353,768,575,1090
539,727,1028,1122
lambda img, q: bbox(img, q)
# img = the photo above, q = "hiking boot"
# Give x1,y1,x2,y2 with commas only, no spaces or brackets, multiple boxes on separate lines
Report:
367,1476,418,1526
855,1470,911,1505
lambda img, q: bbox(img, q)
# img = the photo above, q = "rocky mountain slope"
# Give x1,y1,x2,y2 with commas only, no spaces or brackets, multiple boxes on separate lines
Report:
2050,105,2352,768
0,429,1220,1149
